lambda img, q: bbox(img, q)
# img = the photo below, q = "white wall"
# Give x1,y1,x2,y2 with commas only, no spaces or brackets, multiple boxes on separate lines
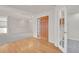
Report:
68,13,79,41
0,6,33,43
32,16,38,38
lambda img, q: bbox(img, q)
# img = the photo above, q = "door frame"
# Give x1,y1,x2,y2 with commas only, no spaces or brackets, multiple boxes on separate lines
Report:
57,6,67,53
37,16,48,42
37,18,40,39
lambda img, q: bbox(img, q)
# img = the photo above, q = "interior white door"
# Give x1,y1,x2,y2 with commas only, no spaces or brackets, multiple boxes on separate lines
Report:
64,8,67,52
58,7,67,53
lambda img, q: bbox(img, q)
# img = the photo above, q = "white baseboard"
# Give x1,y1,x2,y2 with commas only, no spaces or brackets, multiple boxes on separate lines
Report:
48,39,58,47
69,37,79,41
54,43,58,47
33,35,37,38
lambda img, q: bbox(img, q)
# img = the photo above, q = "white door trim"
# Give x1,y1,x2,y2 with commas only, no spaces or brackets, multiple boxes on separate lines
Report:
57,6,67,53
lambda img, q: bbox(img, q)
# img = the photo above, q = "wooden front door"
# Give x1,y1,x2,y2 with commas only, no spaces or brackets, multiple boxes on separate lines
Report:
39,16,48,42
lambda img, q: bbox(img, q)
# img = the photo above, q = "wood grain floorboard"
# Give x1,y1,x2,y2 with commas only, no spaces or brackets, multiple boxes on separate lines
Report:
0,38,61,53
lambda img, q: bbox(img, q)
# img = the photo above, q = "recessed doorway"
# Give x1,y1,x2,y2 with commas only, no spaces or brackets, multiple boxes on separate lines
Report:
37,16,48,43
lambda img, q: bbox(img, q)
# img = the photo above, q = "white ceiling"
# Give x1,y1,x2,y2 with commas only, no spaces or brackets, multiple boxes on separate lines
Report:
2,5,79,16
6,5,56,15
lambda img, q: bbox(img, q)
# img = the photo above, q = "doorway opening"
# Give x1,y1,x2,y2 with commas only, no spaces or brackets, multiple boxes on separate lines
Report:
37,16,48,43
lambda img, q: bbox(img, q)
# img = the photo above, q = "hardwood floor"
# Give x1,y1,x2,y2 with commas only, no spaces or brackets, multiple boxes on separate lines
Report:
0,38,61,53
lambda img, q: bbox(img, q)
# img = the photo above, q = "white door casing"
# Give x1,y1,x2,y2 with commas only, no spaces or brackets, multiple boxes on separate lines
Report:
57,6,67,53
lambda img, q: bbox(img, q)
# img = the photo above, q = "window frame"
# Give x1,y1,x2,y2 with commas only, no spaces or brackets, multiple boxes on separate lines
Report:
0,16,8,34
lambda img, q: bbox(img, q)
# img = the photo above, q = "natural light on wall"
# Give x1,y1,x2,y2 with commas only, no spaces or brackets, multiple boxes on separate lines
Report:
74,13,79,19
0,16,7,33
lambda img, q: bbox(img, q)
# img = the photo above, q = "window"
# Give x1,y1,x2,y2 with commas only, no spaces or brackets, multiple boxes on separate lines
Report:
0,17,7,33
